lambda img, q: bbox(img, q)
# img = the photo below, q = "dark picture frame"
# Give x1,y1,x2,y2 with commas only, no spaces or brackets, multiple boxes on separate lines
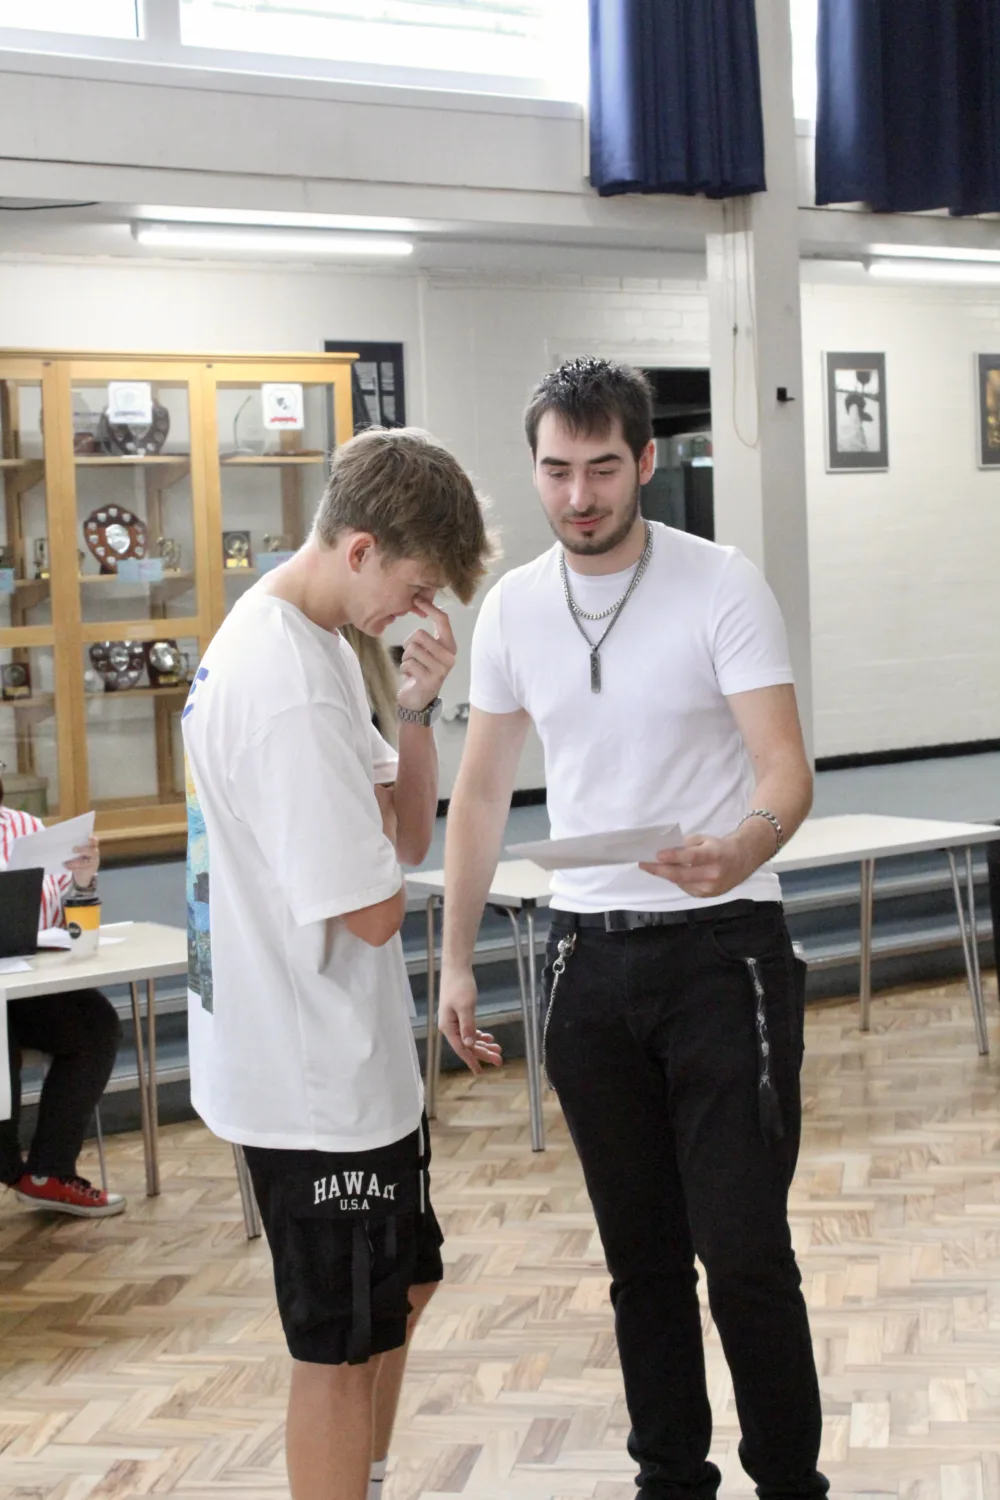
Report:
977,354,1000,468
824,352,888,472
325,340,406,431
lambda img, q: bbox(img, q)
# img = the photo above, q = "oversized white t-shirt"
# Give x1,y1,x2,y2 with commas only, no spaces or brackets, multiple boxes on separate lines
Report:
470,522,794,912
182,589,423,1153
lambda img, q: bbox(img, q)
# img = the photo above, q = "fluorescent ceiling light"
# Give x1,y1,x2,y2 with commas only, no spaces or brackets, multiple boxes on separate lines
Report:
867,258,1000,284
132,223,413,257
866,242,1000,264
136,205,431,234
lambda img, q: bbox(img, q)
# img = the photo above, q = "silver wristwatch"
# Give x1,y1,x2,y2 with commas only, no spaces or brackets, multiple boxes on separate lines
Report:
397,697,443,728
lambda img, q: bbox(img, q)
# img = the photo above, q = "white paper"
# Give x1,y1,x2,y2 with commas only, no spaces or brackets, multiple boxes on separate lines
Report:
107,380,152,425
99,937,125,947
5,812,96,879
37,927,73,950
507,823,684,871
0,957,31,974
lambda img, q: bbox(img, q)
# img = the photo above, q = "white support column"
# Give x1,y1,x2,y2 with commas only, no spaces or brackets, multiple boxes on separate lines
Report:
706,0,813,756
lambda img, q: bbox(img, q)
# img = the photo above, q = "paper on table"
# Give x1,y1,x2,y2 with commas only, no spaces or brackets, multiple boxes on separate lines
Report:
4,811,96,880
37,928,72,951
507,823,684,871
0,957,31,975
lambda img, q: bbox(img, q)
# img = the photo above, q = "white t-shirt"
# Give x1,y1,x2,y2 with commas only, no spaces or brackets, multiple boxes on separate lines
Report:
470,522,794,912
182,589,423,1153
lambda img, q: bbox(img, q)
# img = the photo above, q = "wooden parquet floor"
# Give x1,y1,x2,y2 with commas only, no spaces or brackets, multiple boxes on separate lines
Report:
1,977,1000,1500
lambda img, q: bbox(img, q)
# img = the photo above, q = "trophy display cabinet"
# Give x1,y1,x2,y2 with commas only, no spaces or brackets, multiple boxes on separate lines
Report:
0,350,356,858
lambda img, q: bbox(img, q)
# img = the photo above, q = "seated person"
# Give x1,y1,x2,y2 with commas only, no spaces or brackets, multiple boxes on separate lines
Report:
0,764,124,1217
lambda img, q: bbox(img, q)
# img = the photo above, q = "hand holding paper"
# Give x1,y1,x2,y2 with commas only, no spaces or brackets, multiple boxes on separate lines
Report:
5,812,97,880
507,823,684,872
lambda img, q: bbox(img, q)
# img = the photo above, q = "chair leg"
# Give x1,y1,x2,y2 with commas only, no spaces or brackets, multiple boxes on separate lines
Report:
93,1106,109,1193
232,1144,262,1240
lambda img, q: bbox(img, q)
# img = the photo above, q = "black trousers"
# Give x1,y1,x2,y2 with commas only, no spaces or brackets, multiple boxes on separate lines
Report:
0,989,121,1183
543,901,828,1500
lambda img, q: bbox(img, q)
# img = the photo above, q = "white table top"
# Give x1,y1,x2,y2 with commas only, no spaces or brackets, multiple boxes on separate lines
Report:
0,921,187,1123
407,814,1000,909
0,921,187,1002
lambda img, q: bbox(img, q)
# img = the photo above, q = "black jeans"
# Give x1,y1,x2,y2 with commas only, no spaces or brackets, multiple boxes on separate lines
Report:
0,989,121,1183
543,902,827,1500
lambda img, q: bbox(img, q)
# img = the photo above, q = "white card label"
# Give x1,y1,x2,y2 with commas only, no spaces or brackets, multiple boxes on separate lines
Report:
107,381,153,425
262,383,304,430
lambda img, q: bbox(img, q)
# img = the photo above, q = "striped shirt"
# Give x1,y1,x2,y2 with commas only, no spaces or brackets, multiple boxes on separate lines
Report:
0,806,70,929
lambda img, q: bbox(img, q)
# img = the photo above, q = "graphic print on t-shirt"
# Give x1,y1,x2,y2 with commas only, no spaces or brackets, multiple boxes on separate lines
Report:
185,752,213,1013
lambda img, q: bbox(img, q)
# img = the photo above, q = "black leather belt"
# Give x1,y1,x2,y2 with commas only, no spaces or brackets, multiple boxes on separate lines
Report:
558,898,778,933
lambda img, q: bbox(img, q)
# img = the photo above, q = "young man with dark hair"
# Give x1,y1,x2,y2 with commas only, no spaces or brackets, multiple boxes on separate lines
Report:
183,427,495,1500
440,360,828,1500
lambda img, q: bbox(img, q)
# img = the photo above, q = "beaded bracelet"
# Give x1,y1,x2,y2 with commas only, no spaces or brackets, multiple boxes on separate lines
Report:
738,808,784,852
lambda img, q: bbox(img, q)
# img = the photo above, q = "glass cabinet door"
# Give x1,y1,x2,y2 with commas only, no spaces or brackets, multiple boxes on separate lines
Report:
0,644,61,819
71,376,200,625
1,377,54,632
214,377,337,614
82,632,202,822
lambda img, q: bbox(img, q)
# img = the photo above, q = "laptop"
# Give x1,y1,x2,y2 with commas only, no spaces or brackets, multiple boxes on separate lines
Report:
0,867,44,959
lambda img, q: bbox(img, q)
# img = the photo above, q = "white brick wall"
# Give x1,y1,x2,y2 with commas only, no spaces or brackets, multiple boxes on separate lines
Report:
801,280,1000,758
2,255,998,783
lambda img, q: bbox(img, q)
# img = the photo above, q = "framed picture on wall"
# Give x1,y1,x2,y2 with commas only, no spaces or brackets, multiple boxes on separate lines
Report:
976,355,1000,467
824,352,888,472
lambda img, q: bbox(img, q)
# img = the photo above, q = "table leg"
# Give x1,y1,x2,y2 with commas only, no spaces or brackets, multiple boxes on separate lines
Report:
232,1143,262,1239
859,858,875,1031
145,979,161,1195
507,907,545,1153
947,848,989,1056
424,896,440,1121
130,982,155,1196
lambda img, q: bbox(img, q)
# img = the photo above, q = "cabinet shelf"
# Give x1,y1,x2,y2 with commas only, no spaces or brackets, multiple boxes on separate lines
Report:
86,683,190,700
0,457,44,470
75,455,191,466
220,454,327,466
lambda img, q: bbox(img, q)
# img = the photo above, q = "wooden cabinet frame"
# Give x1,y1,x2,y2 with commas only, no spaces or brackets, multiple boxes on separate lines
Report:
0,350,356,859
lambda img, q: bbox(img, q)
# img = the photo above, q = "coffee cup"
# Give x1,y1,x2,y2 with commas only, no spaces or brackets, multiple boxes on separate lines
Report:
63,890,101,958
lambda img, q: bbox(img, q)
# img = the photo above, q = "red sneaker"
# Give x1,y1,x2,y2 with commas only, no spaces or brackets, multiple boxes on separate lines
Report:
14,1174,126,1218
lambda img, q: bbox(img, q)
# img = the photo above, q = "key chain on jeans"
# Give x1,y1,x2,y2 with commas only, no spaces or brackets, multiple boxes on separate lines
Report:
541,931,577,1089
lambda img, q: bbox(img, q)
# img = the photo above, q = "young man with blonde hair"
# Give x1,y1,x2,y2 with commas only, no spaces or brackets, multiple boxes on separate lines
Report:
183,427,494,1500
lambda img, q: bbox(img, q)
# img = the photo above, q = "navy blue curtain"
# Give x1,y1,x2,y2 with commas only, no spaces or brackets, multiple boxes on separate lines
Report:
815,1,1000,215
589,0,766,199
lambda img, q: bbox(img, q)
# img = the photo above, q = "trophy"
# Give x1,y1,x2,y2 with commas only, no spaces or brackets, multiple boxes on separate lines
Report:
88,640,145,692
223,530,252,569
145,639,187,688
98,402,170,457
263,533,289,553
158,536,182,572
0,543,14,574
33,539,49,580
83,506,149,574
1,661,31,701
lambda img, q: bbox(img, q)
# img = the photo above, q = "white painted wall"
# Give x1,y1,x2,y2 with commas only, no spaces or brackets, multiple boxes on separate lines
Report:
801,277,1000,758
4,253,998,791
0,255,708,793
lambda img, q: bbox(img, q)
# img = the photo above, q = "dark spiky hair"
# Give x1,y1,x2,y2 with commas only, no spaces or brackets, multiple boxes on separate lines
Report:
524,357,653,461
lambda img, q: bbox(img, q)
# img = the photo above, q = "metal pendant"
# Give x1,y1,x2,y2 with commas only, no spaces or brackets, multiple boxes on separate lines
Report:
590,649,601,693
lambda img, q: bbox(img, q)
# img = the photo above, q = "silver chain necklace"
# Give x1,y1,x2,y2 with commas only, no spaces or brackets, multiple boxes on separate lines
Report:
559,522,653,693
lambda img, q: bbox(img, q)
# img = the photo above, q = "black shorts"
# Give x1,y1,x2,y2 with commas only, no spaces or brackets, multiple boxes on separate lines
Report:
243,1114,444,1366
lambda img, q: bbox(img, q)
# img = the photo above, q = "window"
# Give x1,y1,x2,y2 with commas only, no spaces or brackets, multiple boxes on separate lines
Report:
791,0,818,123
179,0,584,92
0,0,138,36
